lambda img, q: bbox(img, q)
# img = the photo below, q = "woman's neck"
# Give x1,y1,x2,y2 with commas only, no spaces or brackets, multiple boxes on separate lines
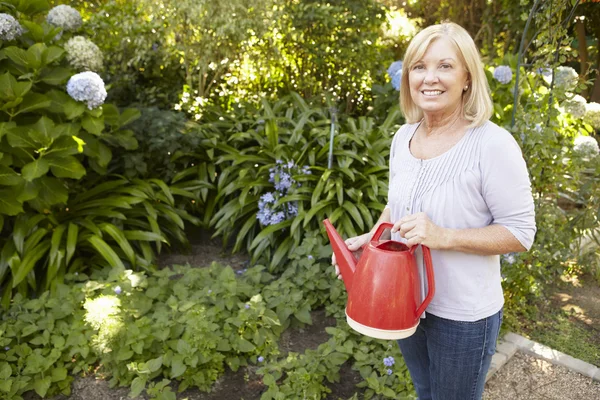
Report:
422,106,464,136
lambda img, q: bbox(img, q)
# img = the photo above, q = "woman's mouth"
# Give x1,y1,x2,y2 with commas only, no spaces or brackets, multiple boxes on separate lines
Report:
422,90,444,96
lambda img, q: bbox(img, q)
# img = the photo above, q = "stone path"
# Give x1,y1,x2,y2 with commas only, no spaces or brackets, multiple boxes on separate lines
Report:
483,333,600,399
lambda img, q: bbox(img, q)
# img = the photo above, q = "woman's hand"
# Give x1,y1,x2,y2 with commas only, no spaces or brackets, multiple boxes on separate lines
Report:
391,212,449,249
331,232,372,280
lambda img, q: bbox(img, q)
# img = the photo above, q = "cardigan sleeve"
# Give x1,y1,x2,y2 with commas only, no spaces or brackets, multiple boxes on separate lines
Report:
480,128,537,250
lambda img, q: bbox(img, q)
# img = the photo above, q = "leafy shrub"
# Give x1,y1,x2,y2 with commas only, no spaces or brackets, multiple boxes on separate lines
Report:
174,93,401,270
0,178,199,307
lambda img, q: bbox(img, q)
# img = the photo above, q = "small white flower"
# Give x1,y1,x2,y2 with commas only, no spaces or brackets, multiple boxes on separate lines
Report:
66,71,107,110
584,102,600,130
493,66,513,84
562,94,587,119
573,135,599,157
47,5,82,32
0,13,23,41
65,36,104,72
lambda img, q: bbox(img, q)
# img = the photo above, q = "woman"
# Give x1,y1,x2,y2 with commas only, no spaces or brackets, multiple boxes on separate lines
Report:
333,22,536,400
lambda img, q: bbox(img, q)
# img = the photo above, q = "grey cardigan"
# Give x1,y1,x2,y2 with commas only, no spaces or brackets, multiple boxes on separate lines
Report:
387,120,536,321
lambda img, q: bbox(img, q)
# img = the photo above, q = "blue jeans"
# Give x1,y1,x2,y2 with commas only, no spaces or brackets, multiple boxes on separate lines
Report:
397,309,503,400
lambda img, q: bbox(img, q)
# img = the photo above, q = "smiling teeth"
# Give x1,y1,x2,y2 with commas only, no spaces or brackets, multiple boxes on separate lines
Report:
423,90,443,96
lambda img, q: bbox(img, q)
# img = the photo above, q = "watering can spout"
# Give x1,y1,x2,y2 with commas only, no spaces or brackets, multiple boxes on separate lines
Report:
323,219,357,291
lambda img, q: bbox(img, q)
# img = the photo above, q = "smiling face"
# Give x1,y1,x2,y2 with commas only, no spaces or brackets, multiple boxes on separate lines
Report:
408,37,470,119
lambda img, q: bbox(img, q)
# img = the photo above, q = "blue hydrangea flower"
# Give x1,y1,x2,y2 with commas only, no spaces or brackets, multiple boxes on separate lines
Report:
387,60,403,79
47,5,82,31
493,66,512,84
503,254,516,265
383,356,395,367
391,70,402,91
537,67,552,78
258,356,264,362
114,286,122,295
66,71,107,110
0,14,23,41
387,369,393,375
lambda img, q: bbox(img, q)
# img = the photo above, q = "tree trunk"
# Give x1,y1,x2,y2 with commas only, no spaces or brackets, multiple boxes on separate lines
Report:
576,17,589,98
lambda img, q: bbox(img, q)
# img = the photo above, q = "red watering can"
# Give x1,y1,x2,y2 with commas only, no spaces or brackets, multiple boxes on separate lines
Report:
323,219,435,340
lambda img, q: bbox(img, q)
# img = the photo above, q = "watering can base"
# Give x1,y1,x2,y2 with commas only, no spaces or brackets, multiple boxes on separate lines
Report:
346,310,419,340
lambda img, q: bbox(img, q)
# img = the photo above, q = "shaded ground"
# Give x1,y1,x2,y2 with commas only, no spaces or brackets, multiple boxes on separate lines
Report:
516,273,600,367
483,352,600,399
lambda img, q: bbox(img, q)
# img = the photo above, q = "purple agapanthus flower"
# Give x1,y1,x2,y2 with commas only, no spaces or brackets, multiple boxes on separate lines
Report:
270,211,286,225
245,304,250,309
383,356,395,367
387,369,393,375
308,255,314,260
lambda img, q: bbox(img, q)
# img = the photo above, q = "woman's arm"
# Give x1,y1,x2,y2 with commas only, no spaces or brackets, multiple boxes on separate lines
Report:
392,212,526,255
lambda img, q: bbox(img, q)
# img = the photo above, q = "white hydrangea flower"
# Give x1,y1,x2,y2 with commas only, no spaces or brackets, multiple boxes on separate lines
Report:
573,135,599,157
64,36,103,72
66,71,107,110
544,66,579,91
562,94,587,119
47,5,82,32
0,13,23,41
584,102,600,130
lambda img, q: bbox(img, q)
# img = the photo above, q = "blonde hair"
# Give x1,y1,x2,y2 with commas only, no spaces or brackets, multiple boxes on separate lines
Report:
399,22,493,127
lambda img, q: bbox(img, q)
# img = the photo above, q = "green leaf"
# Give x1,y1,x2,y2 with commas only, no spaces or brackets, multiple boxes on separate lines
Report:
26,43,46,69
0,363,11,380
44,46,64,65
29,176,68,208
0,166,22,186
0,189,24,215
123,230,166,242
33,376,51,398
3,47,28,67
119,108,141,126
146,356,163,373
51,367,67,382
237,337,256,352
46,155,86,179
130,376,147,398
46,135,80,157
0,121,16,140
294,305,312,324
66,222,78,265
82,115,105,135
87,235,126,271
15,93,52,115
13,0,49,15
40,67,71,86
249,219,293,250
11,241,50,287
170,357,186,378
21,158,50,181
101,223,135,267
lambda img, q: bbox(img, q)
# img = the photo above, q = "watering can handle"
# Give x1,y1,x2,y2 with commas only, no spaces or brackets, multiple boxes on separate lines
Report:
415,245,435,318
371,222,394,242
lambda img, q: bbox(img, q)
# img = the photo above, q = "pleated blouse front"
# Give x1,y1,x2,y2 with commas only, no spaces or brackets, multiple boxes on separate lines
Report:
386,121,536,321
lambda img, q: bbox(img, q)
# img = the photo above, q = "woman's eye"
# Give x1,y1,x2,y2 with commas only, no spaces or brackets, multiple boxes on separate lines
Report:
413,65,424,70
440,64,451,69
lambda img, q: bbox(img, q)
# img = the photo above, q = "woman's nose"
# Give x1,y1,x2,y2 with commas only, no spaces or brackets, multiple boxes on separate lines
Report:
423,68,439,84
